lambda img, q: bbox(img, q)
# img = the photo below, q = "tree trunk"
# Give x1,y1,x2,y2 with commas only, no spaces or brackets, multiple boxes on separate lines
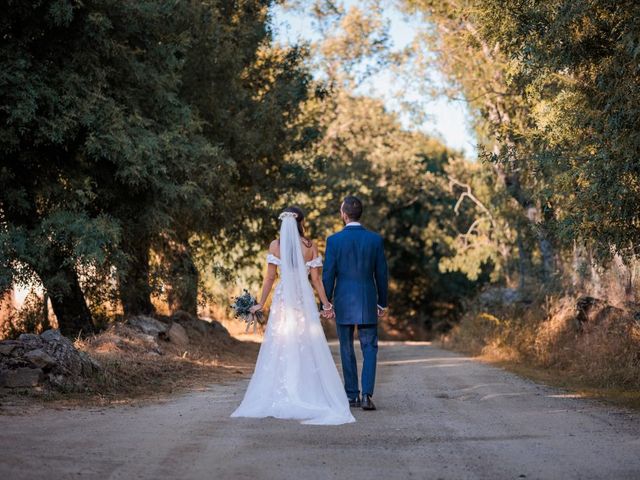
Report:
38,260,94,338
41,293,51,332
164,237,198,317
516,227,529,290
119,230,155,316
485,94,559,284
537,230,556,282
525,205,556,282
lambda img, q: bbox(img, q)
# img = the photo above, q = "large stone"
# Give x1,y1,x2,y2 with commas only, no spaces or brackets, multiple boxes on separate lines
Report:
177,314,230,337
208,319,229,335
18,333,39,342
128,316,168,336
0,328,99,391
574,296,624,332
40,329,63,343
24,349,56,369
38,329,97,385
0,367,43,388
167,322,189,347
0,343,17,356
80,351,102,372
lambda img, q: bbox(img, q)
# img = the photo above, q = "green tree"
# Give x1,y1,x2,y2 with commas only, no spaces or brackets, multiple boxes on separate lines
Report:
287,91,486,331
162,0,313,315
0,0,217,333
471,0,640,260
401,0,558,285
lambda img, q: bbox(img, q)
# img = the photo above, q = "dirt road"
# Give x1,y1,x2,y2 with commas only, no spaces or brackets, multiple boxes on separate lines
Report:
1,342,639,479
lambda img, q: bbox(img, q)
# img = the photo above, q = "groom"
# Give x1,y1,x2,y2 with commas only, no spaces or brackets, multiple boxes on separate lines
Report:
322,196,388,411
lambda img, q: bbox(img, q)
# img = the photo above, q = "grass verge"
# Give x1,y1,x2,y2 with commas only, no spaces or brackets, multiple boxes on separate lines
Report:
441,291,640,410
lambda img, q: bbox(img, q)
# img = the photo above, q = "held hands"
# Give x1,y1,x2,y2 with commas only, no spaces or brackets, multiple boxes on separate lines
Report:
320,303,335,319
249,304,263,315
319,304,387,319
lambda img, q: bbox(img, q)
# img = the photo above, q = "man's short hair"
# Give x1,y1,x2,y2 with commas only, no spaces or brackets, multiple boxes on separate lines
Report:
342,196,363,221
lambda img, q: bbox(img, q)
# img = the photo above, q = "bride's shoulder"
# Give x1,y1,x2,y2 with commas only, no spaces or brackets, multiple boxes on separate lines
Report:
310,240,319,254
269,239,280,256
300,239,320,264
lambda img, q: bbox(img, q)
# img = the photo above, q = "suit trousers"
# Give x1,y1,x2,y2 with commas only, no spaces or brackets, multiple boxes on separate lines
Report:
336,323,378,399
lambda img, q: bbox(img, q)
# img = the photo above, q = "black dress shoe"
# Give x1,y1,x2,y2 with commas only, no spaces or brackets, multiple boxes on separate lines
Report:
349,396,361,408
361,394,376,411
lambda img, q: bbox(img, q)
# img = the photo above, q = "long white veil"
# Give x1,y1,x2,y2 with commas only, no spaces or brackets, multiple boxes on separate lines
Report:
278,213,321,335
230,212,355,425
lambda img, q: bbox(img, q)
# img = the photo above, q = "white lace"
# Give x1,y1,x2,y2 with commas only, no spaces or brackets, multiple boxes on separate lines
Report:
231,217,354,425
267,253,323,270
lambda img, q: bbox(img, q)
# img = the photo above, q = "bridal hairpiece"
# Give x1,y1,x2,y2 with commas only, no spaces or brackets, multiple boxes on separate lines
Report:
278,211,298,220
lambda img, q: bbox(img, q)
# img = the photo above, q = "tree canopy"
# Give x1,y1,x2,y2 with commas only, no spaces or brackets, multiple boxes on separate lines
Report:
2,0,638,338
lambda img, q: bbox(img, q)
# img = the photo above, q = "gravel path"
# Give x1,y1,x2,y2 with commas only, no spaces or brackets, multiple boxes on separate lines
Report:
1,341,639,479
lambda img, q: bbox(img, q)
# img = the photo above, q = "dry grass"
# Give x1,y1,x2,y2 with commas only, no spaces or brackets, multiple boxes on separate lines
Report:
1,320,259,409
78,321,259,405
442,291,640,409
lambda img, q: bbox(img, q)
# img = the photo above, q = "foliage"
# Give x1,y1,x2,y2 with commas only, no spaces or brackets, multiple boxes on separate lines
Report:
472,0,640,260
4,0,638,342
285,90,489,331
0,0,313,333
403,0,640,272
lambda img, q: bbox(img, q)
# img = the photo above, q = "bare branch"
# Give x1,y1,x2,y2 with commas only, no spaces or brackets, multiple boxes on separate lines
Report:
447,176,494,225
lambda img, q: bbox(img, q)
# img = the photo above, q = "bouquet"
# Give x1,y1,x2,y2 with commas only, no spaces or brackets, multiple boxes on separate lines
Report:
231,289,264,333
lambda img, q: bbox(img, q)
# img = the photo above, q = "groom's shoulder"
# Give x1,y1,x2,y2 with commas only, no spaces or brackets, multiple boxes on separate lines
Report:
328,227,383,241
366,229,384,244
341,227,384,244
327,231,341,242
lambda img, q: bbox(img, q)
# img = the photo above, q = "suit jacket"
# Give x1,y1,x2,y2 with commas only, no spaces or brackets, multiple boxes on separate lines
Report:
322,225,388,325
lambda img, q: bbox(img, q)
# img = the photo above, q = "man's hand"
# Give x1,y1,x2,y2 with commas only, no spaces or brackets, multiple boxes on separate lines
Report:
377,306,387,318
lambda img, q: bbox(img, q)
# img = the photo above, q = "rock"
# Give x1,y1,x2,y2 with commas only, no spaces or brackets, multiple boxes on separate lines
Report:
128,316,168,336
136,333,163,355
47,373,66,388
18,333,39,342
574,296,625,332
176,314,230,337
40,329,63,343
0,328,99,391
0,367,43,388
0,342,17,355
78,351,100,375
167,322,189,347
24,349,56,369
138,333,158,344
209,320,229,335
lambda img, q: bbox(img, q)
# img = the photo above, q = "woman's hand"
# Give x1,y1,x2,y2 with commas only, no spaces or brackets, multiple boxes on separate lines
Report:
321,303,335,319
249,304,263,315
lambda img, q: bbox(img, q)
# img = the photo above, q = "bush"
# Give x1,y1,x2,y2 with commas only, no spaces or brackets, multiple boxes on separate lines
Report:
443,289,640,392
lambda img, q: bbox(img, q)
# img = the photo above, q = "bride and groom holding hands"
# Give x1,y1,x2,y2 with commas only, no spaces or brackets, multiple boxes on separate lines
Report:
231,196,388,425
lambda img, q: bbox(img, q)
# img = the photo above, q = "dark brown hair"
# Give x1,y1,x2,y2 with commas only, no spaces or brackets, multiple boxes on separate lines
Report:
341,196,363,221
283,206,312,247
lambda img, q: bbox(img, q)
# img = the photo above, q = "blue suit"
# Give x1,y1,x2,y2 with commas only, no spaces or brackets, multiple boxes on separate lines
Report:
323,224,388,399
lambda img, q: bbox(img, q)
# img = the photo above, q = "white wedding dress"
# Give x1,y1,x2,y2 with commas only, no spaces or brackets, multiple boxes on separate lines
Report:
231,214,355,425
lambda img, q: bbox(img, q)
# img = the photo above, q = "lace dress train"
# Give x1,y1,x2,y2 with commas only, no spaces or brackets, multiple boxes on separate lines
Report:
231,249,355,426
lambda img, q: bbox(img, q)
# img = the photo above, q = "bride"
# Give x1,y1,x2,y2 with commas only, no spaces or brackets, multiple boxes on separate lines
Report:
231,207,355,425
